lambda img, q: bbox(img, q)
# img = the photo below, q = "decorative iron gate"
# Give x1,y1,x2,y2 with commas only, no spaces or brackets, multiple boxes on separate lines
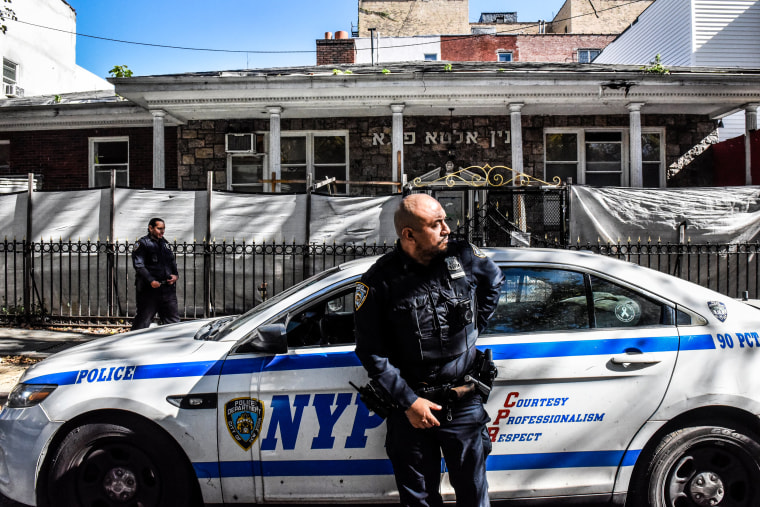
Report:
405,164,568,247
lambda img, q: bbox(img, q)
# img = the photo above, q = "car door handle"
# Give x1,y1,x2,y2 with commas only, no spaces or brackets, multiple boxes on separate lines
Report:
611,353,662,365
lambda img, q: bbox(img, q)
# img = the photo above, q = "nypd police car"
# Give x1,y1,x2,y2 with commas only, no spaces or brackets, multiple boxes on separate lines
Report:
1,247,759,507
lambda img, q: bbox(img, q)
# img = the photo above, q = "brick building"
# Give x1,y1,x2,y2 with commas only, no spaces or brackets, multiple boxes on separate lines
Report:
322,0,651,65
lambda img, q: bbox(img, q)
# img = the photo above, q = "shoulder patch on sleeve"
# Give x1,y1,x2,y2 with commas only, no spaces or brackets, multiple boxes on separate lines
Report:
133,242,141,251
355,282,370,311
471,243,486,258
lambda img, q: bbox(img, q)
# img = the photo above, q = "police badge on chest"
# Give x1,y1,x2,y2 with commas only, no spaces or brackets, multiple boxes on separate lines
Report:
445,256,466,279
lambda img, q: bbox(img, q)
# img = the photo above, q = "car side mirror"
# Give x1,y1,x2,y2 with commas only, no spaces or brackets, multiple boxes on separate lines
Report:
237,323,288,354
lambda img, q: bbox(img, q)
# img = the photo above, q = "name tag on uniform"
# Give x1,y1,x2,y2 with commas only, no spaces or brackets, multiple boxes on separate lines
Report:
445,256,465,279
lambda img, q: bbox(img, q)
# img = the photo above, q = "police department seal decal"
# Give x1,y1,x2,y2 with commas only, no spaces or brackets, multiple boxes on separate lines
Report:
225,398,264,450
708,301,728,322
355,282,369,311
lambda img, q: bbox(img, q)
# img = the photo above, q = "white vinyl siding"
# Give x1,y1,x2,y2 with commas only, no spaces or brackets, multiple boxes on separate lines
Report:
594,0,693,66
693,0,760,67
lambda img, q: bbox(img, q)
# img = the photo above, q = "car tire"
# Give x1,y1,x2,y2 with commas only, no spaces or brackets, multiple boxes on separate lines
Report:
629,425,760,507
42,420,199,507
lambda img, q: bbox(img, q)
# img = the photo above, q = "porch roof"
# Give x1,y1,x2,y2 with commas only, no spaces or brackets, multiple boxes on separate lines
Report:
108,62,760,123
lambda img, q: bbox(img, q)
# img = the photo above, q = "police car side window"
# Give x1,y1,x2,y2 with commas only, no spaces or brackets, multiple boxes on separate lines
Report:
283,287,356,348
588,275,670,328
484,267,589,334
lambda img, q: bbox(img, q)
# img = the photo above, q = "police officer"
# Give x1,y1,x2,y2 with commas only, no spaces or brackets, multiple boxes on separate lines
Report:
131,217,180,331
354,193,504,507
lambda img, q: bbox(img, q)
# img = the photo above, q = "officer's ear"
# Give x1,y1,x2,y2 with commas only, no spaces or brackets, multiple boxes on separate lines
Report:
401,226,415,243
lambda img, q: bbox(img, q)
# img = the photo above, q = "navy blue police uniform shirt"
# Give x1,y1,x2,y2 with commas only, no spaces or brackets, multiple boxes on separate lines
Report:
132,235,178,290
354,240,504,410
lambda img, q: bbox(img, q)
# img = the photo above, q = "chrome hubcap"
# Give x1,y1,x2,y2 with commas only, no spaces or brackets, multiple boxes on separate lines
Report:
102,466,137,501
689,471,725,506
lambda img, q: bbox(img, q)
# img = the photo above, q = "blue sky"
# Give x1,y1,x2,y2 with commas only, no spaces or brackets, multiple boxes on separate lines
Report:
62,0,566,78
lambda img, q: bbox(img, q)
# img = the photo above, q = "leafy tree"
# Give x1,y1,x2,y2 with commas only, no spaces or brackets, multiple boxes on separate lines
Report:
1,0,16,34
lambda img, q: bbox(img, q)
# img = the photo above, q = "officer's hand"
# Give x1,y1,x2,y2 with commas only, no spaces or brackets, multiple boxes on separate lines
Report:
405,397,442,429
167,275,178,285
150,280,161,289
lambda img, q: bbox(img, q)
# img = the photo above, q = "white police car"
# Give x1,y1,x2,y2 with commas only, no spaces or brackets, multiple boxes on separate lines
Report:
1,248,759,507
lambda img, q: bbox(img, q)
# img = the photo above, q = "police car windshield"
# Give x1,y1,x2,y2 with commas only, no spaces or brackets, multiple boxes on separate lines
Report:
215,266,342,340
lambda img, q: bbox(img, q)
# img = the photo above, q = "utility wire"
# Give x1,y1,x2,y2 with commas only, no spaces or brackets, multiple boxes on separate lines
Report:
12,19,316,53
12,0,650,57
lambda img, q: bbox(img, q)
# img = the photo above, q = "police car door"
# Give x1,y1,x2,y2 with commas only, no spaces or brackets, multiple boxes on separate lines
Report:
256,283,395,503
455,265,681,501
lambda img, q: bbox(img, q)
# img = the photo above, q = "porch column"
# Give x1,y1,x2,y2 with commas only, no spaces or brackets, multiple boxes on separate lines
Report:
391,103,405,189
268,106,283,192
746,103,759,185
151,110,166,188
628,103,644,188
509,103,524,184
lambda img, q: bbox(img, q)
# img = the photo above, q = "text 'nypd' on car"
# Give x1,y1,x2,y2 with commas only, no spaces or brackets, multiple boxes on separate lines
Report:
2,248,760,507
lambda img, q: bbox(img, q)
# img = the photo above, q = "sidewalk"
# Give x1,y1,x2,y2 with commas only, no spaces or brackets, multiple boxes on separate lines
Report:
0,327,104,403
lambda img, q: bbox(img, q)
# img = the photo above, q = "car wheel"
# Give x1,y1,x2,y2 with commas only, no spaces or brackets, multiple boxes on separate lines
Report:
43,420,198,507
631,425,760,507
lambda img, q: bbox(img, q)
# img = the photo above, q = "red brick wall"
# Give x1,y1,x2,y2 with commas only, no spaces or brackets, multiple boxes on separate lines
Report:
317,39,356,66
441,35,518,62
0,127,178,190
517,34,617,63
440,34,617,62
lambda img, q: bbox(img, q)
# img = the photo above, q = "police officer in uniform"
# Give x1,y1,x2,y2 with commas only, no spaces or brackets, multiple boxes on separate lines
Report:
354,194,504,507
131,217,180,331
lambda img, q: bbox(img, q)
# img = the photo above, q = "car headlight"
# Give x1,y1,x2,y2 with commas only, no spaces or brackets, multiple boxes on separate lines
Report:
6,383,57,408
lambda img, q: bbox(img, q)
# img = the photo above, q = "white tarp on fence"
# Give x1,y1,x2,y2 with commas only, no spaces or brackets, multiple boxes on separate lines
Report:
570,186,760,244
0,189,401,245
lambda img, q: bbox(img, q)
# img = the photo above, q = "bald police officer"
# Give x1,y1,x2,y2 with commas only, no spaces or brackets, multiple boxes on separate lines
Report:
131,217,180,330
354,194,505,507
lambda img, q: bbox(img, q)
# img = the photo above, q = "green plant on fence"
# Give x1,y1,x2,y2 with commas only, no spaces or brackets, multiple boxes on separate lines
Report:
640,54,670,75
381,68,391,75
443,63,452,72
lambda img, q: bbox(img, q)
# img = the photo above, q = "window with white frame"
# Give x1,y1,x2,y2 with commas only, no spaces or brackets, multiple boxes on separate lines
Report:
279,132,348,193
227,133,266,192
578,49,601,63
544,129,665,187
497,51,513,62
89,137,129,187
424,53,438,61
3,58,18,96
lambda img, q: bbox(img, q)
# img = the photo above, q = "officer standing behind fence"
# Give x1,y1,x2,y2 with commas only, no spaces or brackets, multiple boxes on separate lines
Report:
354,193,505,507
131,217,180,331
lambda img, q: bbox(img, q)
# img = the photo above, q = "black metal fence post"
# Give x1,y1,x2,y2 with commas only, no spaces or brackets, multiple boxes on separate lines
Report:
23,173,33,319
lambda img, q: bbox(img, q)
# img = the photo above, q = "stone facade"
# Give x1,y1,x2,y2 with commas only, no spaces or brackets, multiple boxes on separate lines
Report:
176,114,718,192
358,0,469,37
550,0,654,34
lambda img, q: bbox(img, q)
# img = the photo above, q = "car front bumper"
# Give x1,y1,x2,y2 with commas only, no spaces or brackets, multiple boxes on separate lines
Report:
0,404,63,506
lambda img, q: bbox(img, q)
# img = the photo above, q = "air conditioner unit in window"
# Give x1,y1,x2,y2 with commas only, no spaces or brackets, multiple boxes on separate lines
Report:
3,83,21,98
225,133,256,153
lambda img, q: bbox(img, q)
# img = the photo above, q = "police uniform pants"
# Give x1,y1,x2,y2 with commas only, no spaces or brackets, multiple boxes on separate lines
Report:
132,285,180,330
385,395,492,507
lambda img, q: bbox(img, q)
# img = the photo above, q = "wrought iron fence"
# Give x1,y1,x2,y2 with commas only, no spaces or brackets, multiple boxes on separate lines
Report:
1,237,758,326
0,239,393,326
